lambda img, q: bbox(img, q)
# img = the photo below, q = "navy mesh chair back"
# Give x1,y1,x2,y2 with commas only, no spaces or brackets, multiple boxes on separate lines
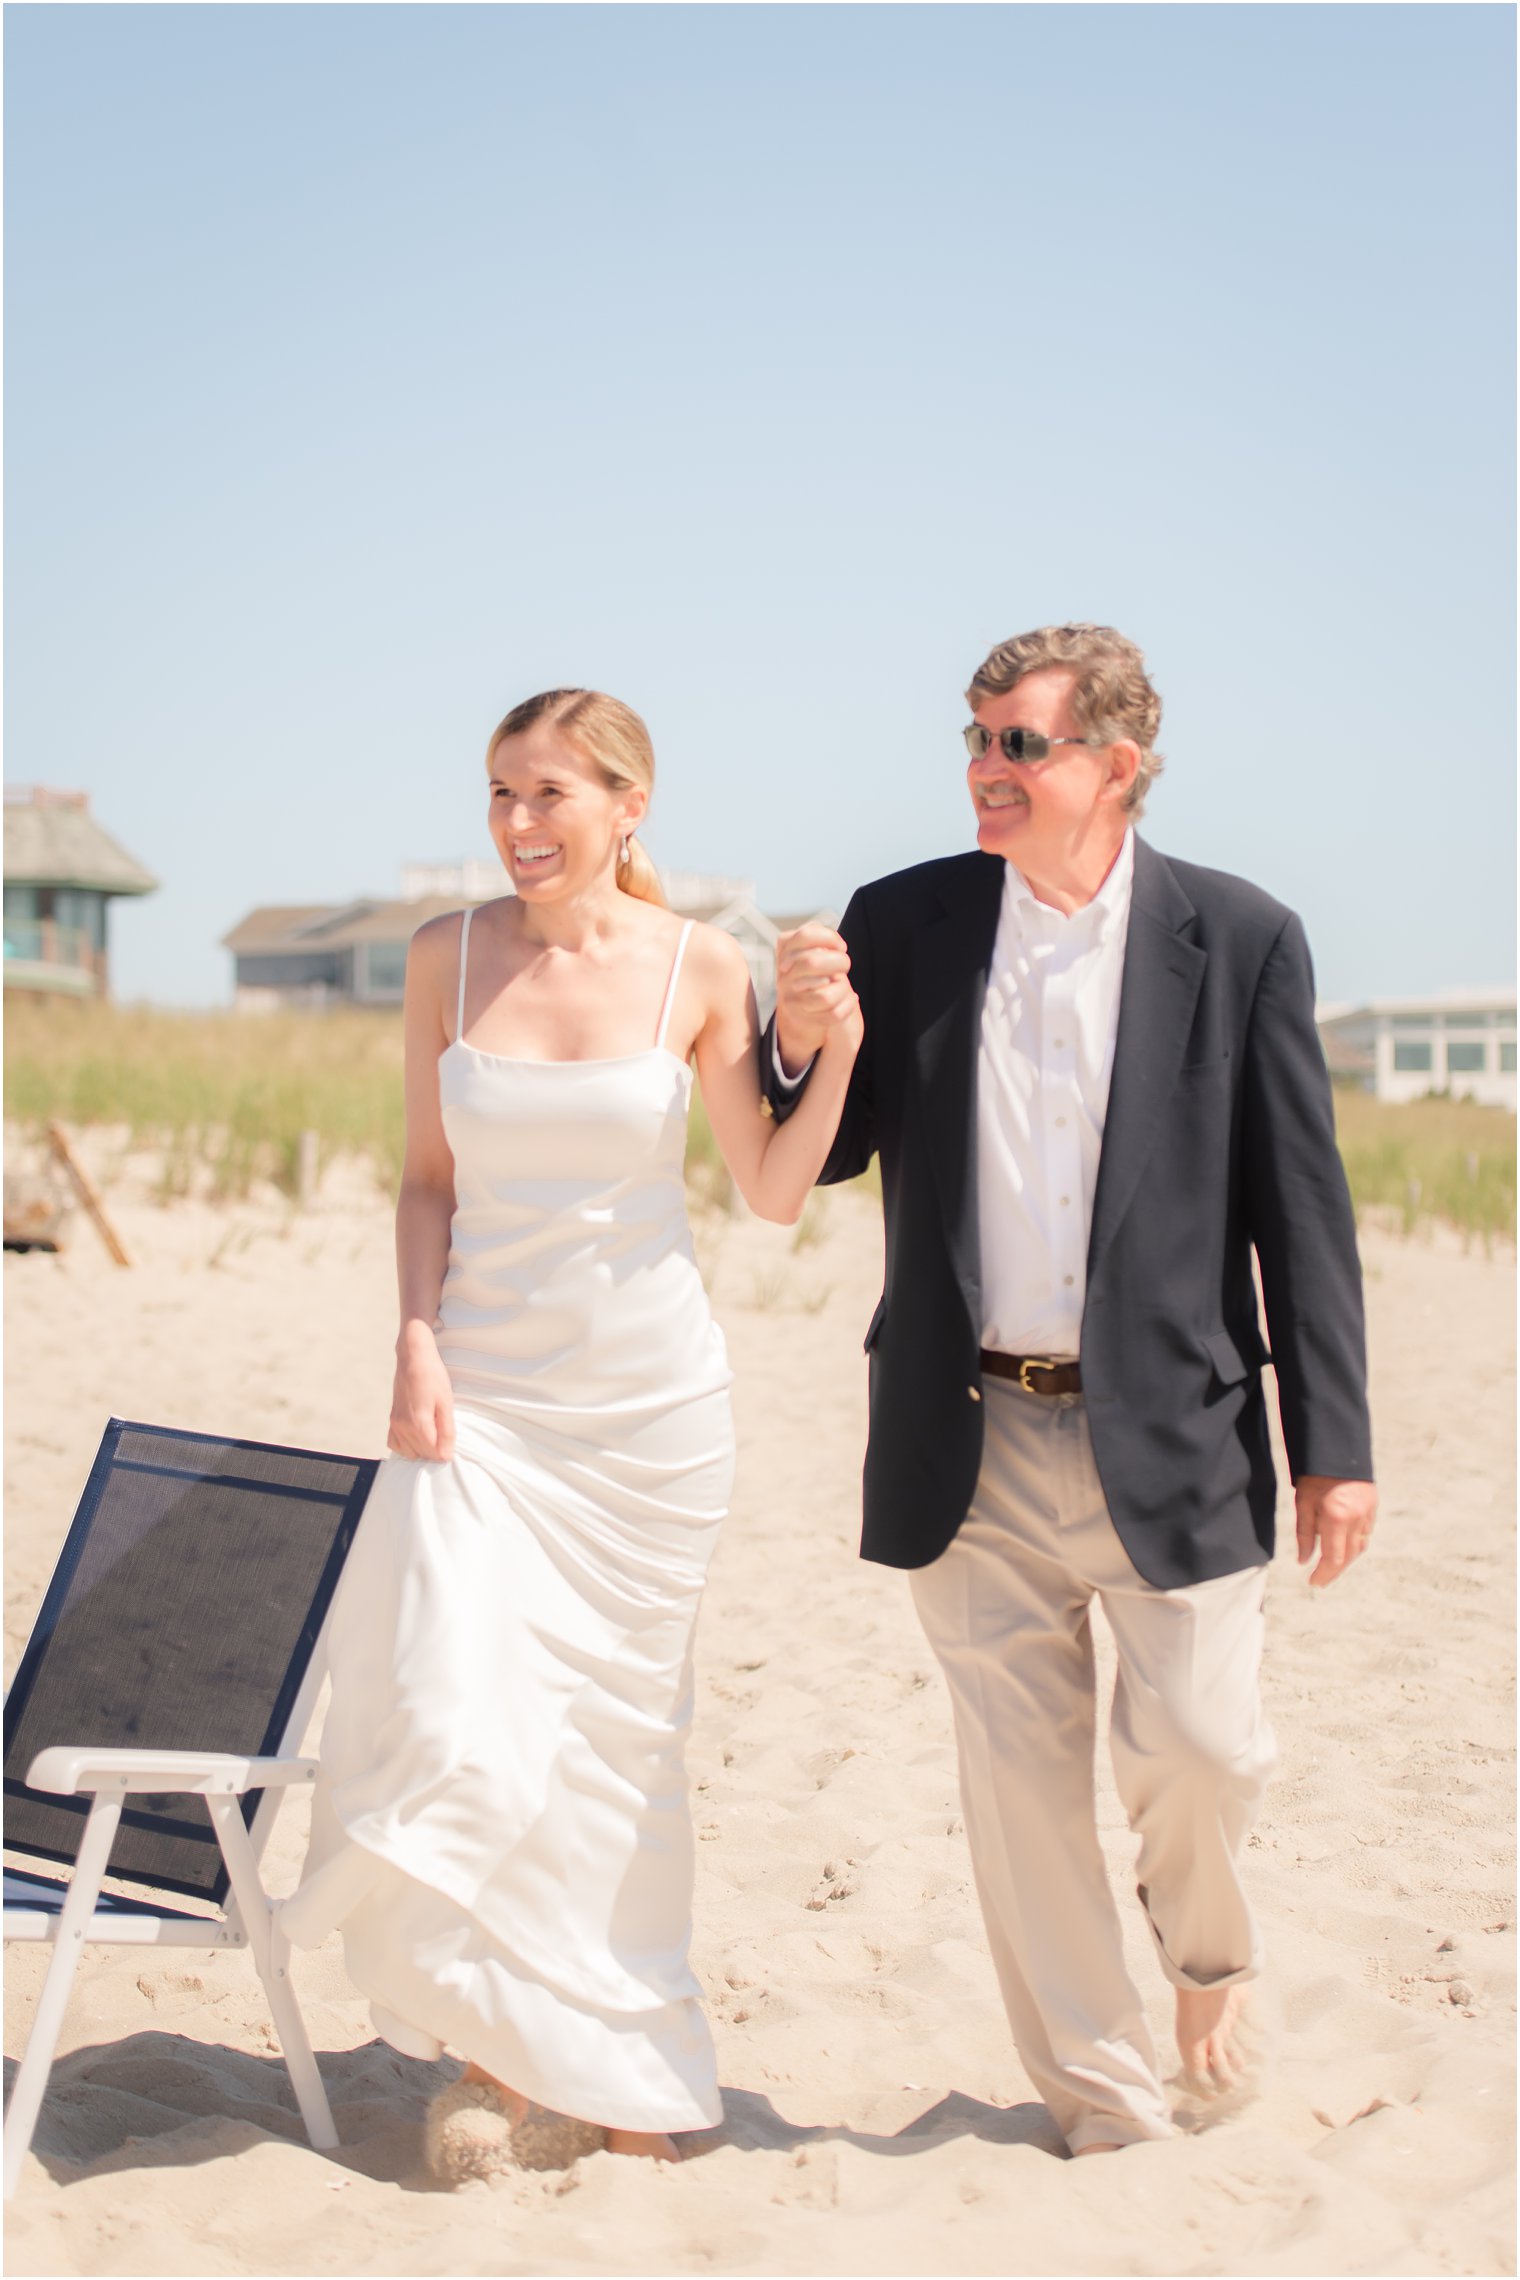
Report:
3,1419,377,1906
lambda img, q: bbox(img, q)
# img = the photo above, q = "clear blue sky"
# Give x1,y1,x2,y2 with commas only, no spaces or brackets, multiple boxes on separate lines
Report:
6,3,1514,1008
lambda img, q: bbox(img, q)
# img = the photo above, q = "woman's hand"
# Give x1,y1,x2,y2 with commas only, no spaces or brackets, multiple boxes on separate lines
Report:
389,1322,456,1461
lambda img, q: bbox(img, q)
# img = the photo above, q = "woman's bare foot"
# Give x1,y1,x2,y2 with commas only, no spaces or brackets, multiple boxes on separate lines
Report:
1073,2142,1125,2157
461,2060,529,2121
461,2066,678,2162
1175,1983,1251,2096
439,2065,607,2174
606,2128,681,2161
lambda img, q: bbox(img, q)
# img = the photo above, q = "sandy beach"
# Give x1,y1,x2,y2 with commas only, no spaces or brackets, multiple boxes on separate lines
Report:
4,1141,1514,2277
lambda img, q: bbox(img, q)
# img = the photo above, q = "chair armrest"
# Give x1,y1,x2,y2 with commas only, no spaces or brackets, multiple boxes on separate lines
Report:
24,1748,318,1797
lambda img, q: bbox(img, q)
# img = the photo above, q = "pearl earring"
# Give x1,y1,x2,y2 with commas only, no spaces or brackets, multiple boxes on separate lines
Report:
621,836,631,864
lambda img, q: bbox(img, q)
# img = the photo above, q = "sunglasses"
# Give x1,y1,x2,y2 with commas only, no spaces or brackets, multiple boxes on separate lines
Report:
963,724,1092,764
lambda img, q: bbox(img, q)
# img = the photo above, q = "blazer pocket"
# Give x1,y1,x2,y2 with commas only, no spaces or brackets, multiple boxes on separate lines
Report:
863,1298,887,1354
1176,1053,1232,1082
1202,1327,1252,1384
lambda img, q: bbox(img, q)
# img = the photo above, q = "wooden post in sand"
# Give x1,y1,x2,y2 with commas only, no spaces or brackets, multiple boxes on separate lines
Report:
297,1129,320,1209
46,1122,132,1268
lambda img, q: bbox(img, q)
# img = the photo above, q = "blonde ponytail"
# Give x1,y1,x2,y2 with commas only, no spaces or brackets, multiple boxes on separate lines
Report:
616,835,666,907
487,688,666,905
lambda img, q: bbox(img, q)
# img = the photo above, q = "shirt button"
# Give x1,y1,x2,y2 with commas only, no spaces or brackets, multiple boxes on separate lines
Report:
1054,1037,1066,1048
968,1385,982,1402
1063,1275,1075,1287
1060,1195,1070,1206
1055,1116,1068,1128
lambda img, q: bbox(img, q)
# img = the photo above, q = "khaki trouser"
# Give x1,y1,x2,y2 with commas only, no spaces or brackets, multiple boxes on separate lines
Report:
910,1379,1277,2152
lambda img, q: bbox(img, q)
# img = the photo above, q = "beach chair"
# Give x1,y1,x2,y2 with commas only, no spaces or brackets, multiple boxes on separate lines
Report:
2,1417,378,2199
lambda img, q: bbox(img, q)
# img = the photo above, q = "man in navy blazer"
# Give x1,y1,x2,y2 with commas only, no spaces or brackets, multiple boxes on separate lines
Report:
765,623,1375,2154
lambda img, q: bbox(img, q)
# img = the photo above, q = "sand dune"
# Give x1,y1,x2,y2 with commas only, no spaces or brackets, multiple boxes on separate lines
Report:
4,1144,1514,2276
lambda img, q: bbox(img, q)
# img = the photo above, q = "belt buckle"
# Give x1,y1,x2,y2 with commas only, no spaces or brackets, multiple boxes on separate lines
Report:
1017,1356,1061,1395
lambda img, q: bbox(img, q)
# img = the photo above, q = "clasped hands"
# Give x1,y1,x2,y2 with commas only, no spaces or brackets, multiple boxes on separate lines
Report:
774,923,861,1074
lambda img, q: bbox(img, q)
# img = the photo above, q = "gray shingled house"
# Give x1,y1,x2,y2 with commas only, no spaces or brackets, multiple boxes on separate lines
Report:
222,895,475,1011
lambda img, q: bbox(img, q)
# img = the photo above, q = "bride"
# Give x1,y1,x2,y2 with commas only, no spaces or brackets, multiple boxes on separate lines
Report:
281,688,860,2176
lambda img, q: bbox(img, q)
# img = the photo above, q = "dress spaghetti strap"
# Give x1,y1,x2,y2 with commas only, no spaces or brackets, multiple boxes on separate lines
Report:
654,920,695,1052
456,908,473,1046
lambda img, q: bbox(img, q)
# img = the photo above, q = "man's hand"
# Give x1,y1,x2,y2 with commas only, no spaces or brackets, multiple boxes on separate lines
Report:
774,924,856,1076
1295,1476,1377,1588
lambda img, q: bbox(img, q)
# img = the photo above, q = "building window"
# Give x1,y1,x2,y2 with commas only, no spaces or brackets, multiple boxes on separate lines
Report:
54,888,106,951
365,942,409,993
1501,1043,1517,1074
3,884,40,961
1445,1042,1487,1075
1393,1040,1433,1073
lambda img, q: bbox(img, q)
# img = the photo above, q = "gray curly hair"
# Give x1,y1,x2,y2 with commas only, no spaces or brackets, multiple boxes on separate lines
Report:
966,624,1165,817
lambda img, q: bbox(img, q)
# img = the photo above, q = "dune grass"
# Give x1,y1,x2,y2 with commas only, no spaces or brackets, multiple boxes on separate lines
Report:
1331,1084,1515,1249
4,999,750,1205
4,996,410,1200
4,998,1512,1242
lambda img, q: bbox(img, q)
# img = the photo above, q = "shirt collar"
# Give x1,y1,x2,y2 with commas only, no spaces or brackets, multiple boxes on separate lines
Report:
1004,828,1135,939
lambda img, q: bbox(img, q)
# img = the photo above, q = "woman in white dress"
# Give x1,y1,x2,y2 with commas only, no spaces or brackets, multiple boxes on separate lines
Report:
281,689,860,2175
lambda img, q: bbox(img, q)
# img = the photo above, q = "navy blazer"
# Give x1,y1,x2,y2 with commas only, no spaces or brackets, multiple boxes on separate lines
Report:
764,837,1373,1587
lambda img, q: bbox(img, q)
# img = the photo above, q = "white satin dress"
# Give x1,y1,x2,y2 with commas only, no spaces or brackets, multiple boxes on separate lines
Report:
281,912,735,2132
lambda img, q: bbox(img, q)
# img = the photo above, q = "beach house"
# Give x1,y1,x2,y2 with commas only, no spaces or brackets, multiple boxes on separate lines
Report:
1317,987,1517,1110
3,787,157,999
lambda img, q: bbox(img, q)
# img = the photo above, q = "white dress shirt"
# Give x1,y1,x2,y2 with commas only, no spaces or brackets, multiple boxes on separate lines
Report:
977,831,1135,1357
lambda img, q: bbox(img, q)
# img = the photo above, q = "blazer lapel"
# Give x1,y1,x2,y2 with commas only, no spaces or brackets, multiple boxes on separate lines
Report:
912,853,1004,1316
1087,839,1206,1276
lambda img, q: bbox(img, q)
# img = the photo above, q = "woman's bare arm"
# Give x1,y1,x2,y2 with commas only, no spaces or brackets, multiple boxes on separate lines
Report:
691,929,860,1225
391,918,460,1458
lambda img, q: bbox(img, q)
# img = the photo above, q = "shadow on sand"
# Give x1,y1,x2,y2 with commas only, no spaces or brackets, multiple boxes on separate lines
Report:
6,2033,1066,2192
700,2084,1066,2162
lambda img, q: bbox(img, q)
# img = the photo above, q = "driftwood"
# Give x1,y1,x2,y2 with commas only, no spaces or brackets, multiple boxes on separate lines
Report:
45,1122,132,1267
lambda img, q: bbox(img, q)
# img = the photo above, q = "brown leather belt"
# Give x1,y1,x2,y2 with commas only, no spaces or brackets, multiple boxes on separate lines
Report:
980,1350,1083,1397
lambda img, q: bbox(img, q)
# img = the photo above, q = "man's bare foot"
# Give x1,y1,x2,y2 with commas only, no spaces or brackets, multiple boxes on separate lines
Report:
606,2128,681,2161
1073,2141,1125,2157
1175,1983,1251,2096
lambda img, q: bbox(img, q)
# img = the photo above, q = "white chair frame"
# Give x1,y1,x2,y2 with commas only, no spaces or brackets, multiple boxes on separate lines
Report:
3,1628,338,2200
